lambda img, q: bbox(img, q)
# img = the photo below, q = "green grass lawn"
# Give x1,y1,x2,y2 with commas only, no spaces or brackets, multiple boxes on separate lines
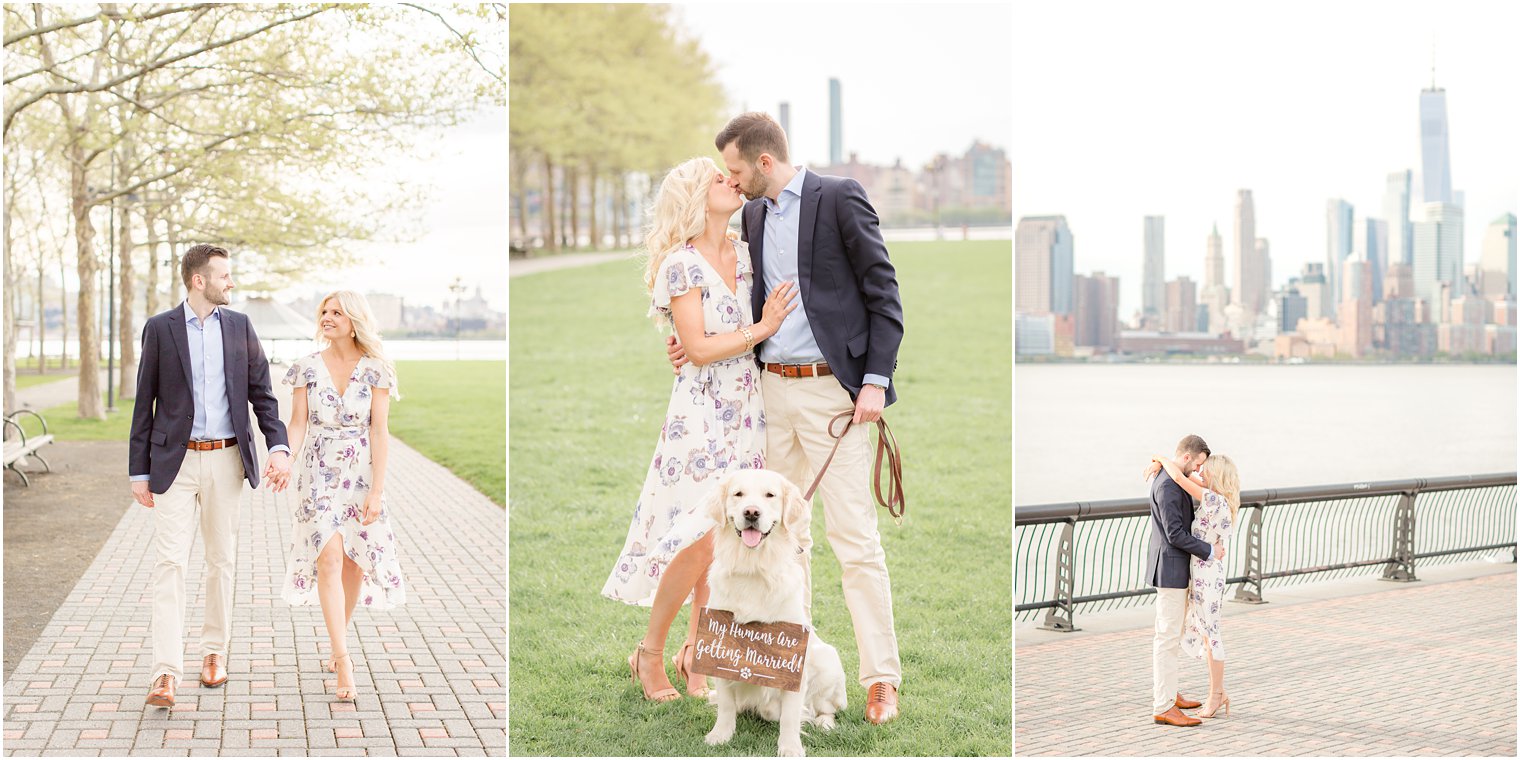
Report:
508,240,1012,755
390,360,505,505
32,361,505,506
13,370,74,390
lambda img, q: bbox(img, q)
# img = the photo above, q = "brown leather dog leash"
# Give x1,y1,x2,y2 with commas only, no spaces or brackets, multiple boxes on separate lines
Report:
801,411,907,526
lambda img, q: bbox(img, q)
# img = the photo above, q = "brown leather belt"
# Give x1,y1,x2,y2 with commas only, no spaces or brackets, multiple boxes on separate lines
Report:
186,437,238,451
803,411,906,526
765,362,832,378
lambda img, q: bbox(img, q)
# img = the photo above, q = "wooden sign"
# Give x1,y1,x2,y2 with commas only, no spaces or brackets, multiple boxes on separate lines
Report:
689,607,809,692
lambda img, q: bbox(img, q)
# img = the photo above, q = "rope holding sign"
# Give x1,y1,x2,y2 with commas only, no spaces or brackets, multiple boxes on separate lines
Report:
802,411,907,526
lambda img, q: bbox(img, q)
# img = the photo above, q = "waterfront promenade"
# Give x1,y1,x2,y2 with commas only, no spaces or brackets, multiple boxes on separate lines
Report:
1015,565,1517,756
3,387,505,755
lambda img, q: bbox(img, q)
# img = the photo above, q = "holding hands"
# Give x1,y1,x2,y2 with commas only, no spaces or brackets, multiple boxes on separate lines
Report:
262,450,292,492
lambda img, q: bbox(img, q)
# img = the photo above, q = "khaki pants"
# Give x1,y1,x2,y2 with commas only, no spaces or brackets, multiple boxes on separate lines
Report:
762,372,902,689
1151,587,1187,714
150,446,245,682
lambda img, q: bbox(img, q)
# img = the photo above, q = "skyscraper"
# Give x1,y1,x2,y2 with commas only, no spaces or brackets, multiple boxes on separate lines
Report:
1419,81,1452,205
1412,202,1464,304
1325,199,1354,314
1165,277,1196,333
828,78,842,166
778,102,790,140
1142,216,1165,320
1200,223,1229,334
1364,218,1388,305
1384,170,1413,266
1232,190,1259,317
1480,213,1517,298
1256,238,1271,309
1016,215,1074,315
1073,271,1120,350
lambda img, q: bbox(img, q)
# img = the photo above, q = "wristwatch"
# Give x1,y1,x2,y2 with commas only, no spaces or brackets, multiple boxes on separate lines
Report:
866,382,888,391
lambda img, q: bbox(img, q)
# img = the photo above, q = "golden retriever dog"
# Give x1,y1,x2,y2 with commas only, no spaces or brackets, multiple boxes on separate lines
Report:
701,469,847,757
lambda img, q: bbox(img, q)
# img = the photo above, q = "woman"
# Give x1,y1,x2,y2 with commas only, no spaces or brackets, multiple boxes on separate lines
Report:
281,291,407,702
601,156,797,701
1148,453,1241,719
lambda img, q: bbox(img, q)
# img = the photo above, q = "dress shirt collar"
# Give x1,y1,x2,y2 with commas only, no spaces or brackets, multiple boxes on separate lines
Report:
183,300,222,327
763,166,808,214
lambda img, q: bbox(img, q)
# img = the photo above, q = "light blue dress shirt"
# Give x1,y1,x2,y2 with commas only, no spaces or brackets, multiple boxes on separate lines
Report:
759,167,890,389
130,302,287,482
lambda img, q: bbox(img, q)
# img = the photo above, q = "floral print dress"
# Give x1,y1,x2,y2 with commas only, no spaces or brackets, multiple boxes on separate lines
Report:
602,237,765,606
281,352,406,610
1181,488,1234,660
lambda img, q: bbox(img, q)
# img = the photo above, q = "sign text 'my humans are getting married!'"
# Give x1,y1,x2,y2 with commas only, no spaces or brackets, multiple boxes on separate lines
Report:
689,607,809,692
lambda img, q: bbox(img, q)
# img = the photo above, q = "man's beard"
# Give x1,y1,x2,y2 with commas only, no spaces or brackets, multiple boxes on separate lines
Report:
205,287,230,306
741,171,769,200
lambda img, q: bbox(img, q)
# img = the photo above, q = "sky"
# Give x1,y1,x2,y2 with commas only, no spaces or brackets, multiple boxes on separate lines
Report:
674,3,1013,170
1013,0,1520,319
281,107,509,315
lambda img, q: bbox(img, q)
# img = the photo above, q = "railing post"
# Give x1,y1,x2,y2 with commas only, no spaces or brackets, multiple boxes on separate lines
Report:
1381,491,1419,582
1231,504,1267,604
1040,519,1080,632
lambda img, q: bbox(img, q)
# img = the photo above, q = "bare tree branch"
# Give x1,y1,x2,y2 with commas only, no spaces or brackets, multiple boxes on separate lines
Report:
3,3,215,47
400,3,504,85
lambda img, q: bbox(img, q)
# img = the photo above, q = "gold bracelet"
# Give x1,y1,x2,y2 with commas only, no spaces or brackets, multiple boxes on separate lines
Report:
740,326,754,352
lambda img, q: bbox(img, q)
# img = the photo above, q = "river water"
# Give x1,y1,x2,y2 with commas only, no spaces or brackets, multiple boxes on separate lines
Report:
1015,364,1517,504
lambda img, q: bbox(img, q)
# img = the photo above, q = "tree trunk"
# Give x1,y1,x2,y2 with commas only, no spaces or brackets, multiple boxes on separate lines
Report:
543,155,558,253
512,151,530,247
71,146,104,420
58,241,69,370
166,213,182,304
144,203,161,316
588,165,599,251
3,191,17,414
36,260,46,373
614,174,625,249
567,165,580,250
118,192,137,399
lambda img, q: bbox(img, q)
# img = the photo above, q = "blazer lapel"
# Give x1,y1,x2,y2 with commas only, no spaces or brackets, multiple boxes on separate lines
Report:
168,302,194,391
747,200,766,316
222,310,245,411
798,171,823,296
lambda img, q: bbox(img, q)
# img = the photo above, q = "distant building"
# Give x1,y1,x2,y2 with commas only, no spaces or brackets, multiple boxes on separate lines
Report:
829,78,842,166
778,101,790,140
1299,262,1329,322
1277,288,1307,334
1119,331,1245,356
1480,213,1517,299
1165,276,1196,334
1384,169,1413,266
1015,312,1055,356
1016,215,1073,315
1412,202,1464,305
1325,198,1354,313
1199,222,1229,334
1420,81,1453,205
1232,190,1261,318
1363,218,1387,304
1073,271,1120,351
1143,216,1165,320
1338,259,1373,357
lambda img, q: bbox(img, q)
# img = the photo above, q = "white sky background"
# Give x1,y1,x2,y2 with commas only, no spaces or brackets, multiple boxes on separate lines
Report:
274,107,508,314
673,3,1013,169
1013,0,1520,318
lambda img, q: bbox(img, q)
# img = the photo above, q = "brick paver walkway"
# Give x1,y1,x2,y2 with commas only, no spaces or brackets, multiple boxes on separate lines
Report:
3,418,505,755
1016,571,1517,756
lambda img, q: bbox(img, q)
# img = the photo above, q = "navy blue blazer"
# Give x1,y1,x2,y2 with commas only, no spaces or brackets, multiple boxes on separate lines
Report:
128,303,289,494
1146,471,1212,589
741,170,904,406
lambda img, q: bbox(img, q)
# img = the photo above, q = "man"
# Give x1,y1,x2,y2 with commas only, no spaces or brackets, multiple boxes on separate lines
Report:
128,244,292,709
1147,434,1223,727
670,112,906,724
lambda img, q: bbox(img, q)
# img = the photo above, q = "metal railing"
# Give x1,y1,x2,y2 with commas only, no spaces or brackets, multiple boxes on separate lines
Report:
1016,473,1517,631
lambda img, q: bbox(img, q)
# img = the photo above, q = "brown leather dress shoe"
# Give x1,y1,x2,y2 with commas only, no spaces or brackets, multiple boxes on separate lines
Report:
1153,705,1201,727
201,653,227,687
1174,692,1202,710
864,682,899,725
146,674,176,708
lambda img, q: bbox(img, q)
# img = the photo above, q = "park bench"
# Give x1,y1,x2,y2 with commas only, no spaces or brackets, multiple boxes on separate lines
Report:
3,409,54,487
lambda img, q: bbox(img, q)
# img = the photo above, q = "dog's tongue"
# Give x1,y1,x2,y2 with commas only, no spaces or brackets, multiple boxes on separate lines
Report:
741,528,764,548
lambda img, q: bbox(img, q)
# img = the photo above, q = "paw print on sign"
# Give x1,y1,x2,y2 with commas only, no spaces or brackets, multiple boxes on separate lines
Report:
739,667,752,680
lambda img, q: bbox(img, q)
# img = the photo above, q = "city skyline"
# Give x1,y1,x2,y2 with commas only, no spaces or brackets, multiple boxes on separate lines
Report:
675,3,1012,170
1013,2,1519,318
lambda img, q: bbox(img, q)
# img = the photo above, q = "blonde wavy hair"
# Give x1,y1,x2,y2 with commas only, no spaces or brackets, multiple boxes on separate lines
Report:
1201,454,1240,522
642,156,722,301
314,290,401,401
